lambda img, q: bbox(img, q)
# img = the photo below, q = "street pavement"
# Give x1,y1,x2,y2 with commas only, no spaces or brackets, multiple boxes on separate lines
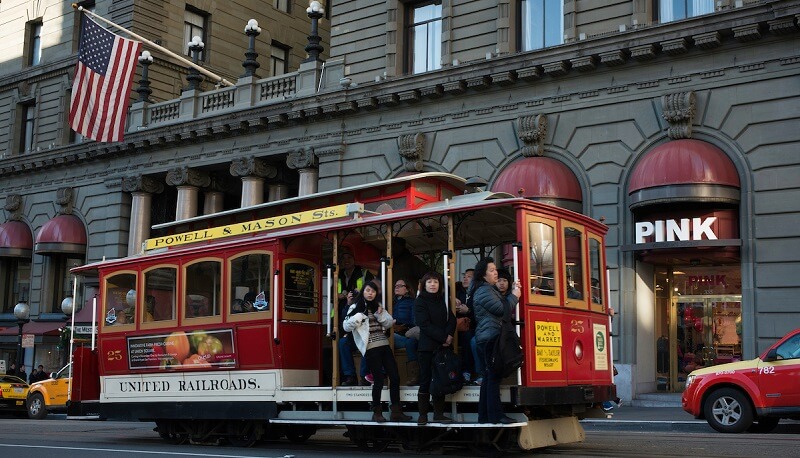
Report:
582,405,800,434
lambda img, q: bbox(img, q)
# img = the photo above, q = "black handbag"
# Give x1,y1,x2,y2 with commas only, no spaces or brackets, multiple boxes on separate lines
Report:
491,318,523,378
430,346,464,397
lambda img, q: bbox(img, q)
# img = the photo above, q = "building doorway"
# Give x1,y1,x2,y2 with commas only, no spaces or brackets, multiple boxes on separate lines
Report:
655,266,742,392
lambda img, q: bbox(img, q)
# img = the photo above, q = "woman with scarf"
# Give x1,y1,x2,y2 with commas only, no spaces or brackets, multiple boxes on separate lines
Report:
343,281,411,422
414,271,457,425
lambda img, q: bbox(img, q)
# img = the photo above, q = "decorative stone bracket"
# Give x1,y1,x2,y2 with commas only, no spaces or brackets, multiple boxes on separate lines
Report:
55,187,75,215
4,194,23,221
398,132,425,172
662,91,696,139
518,114,548,157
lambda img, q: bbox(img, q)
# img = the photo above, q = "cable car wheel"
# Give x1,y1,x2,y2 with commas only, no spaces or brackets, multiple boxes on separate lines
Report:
346,425,391,452
226,420,262,447
155,420,188,445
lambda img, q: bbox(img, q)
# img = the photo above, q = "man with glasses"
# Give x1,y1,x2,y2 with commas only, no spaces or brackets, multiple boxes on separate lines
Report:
392,279,420,385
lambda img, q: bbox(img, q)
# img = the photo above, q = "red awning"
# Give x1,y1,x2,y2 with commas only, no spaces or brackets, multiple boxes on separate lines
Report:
0,221,33,258
492,156,582,212
628,139,740,209
35,214,87,255
0,321,63,336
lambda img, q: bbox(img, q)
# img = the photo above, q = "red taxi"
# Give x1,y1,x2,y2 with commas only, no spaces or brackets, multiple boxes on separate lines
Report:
682,328,800,433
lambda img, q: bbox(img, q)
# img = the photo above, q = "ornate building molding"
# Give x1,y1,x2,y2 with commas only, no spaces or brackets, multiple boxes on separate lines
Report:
230,156,278,178
286,147,318,170
165,166,212,188
4,194,23,221
121,175,165,194
398,133,425,172
518,114,548,157
662,91,696,139
56,187,74,215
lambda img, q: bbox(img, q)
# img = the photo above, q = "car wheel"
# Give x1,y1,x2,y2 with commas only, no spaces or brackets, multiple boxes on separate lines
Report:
28,393,47,420
703,387,753,433
747,417,780,433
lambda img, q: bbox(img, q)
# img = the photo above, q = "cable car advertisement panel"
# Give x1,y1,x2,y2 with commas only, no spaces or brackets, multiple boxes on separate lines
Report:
127,329,236,370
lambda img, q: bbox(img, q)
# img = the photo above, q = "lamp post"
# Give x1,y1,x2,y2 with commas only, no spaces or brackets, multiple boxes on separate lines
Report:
304,1,324,62
186,36,205,91
61,297,74,366
13,302,30,374
242,19,261,77
136,50,154,103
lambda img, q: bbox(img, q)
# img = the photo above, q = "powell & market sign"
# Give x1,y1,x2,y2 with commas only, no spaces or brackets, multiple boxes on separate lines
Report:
145,203,363,250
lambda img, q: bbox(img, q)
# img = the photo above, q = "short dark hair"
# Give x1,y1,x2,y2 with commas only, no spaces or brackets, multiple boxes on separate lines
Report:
497,267,512,283
464,269,474,274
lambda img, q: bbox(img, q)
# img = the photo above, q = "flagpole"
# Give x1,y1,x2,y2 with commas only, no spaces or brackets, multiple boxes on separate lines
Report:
73,4,234,87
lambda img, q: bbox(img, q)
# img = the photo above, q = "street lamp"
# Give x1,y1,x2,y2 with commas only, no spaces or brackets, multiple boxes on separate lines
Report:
13,301,30,373
136,50,154,103
242,19,261,77
305,1,324,62
186,36,205,91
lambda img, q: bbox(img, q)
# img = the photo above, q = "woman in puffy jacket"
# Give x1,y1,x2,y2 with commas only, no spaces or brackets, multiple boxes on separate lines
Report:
343,281,411,422
472,257,520,424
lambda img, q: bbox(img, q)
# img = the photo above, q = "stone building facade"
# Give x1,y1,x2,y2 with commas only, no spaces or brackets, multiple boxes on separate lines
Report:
1,0,798,401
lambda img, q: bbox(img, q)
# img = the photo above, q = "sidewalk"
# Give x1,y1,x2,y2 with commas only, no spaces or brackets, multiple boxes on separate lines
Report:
581,406,800,434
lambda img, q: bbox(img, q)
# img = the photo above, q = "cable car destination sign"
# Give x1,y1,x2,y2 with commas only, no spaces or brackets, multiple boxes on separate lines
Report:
145,203,364,250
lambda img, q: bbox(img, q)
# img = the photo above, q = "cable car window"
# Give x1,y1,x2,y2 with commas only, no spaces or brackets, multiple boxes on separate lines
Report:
104,272,137,327
184,260,222,319
229,252,272,315
529,220,557,297
589,237,603,305
143,266,177,322
283,259,318,319
564,226,586,307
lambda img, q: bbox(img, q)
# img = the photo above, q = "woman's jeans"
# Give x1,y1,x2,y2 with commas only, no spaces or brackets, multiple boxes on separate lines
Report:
478,337,503,422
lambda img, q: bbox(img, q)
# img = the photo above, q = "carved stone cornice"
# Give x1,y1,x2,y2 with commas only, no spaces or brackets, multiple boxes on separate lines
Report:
286,147,318,170
398,132,425,172
165,167,211,188
4,194,23,221
56,187,74,215
518,114,548,157
662,91,696,139
121,175,165,194
229,156,278,179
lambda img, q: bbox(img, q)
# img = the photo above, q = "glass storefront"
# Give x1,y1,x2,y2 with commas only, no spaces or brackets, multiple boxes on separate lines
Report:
655,265,742,392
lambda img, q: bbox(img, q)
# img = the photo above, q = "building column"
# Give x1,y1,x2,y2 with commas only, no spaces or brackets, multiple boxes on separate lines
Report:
166,167,211,221
122,175,163,255
287,147,319,196
268,184,289,201
203,191,224,215
230,156,278,207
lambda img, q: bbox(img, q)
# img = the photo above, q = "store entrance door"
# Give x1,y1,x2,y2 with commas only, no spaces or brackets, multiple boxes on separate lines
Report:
668,295,742,391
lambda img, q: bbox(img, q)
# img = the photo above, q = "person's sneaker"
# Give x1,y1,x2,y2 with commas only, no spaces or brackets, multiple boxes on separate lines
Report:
462,372,471,383
365,373,374,385
601,401,614,412
615,398,623,408
473,377,483,386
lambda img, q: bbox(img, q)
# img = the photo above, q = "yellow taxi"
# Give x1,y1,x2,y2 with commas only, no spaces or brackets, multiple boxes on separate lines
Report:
27,363,71,419
0,374,30,415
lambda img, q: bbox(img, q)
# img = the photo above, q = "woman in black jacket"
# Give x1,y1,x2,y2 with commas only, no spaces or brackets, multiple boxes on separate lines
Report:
414,271,456,425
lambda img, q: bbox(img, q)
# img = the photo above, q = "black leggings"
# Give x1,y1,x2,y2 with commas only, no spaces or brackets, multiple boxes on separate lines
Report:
365,345,401,406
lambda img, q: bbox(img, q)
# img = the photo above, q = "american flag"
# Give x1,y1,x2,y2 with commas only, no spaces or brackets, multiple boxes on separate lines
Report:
69,15,142,143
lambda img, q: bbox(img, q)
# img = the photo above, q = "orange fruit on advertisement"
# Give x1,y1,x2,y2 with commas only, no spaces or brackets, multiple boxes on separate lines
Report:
183,353,212,367
164,331,191,362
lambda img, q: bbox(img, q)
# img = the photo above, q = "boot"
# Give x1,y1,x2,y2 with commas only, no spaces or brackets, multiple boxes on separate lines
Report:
390,404,412,422
405,361,419,386
371,404,386,423
432,396,452,423
417,392,430,425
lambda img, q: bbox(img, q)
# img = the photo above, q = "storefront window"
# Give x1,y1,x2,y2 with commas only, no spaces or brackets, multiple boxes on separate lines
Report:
1,258,31,313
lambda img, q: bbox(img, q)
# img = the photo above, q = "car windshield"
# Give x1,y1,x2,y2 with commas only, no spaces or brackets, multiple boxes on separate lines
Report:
56,363,72,379
776,334,800,360
1,375,27,384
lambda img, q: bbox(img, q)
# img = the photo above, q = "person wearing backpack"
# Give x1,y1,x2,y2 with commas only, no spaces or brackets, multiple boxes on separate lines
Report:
414,271,457,425
472,257,520,424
